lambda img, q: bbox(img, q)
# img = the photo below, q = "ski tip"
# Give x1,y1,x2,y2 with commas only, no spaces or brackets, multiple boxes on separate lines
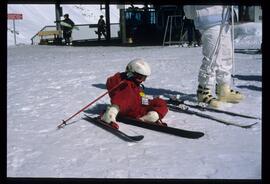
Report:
132,135,144,142
189,132,204,139
198,132,205,138
84,114,144,142
242,122,259,128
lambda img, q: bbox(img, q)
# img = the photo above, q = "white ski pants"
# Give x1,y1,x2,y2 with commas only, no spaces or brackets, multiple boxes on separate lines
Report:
198,24,233,88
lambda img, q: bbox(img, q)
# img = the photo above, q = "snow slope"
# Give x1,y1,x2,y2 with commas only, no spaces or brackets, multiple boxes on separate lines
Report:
7,45,261,179
7,4,120,46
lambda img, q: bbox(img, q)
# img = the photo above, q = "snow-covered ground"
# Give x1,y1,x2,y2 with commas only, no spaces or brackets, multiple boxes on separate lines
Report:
234,22,262,50
7,44,261,178
7,4,262,180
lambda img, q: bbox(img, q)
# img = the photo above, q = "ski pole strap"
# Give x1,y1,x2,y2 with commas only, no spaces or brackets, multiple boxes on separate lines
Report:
157,119,168,127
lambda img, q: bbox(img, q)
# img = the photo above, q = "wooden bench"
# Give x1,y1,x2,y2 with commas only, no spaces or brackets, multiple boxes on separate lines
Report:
37,30,62,44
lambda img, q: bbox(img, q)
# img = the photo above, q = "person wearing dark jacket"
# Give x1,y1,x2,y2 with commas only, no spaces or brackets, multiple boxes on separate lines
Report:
97,15,106,41
61,14,75,45
184,17,202,47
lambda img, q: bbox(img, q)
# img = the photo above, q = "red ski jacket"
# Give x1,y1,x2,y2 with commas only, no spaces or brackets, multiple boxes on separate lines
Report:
106,72,168,119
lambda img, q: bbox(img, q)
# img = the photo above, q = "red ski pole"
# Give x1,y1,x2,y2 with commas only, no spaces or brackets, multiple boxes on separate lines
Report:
57,80,126,129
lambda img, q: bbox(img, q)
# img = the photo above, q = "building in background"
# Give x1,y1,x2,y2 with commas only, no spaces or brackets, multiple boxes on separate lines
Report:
11,4,261,46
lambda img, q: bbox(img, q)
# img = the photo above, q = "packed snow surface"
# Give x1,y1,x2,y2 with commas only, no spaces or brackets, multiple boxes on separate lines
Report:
7,3,262,180
7,45,261,179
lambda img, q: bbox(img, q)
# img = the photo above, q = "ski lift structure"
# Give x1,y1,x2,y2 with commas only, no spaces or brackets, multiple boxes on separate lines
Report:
163,15,187,46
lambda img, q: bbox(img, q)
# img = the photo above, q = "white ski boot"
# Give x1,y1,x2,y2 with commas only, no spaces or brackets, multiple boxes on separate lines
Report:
216,84,244,103
197,85,221,108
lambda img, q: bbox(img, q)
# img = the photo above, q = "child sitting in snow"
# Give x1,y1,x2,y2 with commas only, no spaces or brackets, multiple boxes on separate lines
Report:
100,58,168,128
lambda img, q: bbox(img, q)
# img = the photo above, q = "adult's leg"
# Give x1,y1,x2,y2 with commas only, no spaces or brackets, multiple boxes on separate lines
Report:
215,24,244,103
197,25,222,108
215,24,232,85
198,25,221,89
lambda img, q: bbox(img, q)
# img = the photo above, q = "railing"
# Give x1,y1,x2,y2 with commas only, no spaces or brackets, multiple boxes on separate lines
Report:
31,25,58,45
31,23,120,45
163,15,186,46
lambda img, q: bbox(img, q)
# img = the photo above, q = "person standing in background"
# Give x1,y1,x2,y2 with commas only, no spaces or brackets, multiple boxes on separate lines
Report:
61,14,75,45
96,15,106,41
183,16,202,47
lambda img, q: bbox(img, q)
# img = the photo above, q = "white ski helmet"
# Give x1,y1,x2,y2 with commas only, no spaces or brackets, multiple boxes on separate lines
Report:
126,58,151,77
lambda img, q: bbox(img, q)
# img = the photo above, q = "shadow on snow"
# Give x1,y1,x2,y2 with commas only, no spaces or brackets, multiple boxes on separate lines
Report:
91,83,197,101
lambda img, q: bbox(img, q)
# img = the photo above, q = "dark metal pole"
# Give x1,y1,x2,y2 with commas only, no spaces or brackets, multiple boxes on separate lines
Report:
120,9,127,44
105,1,111,41
55,2,61,31
13,19,16,45
55,2,63,44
